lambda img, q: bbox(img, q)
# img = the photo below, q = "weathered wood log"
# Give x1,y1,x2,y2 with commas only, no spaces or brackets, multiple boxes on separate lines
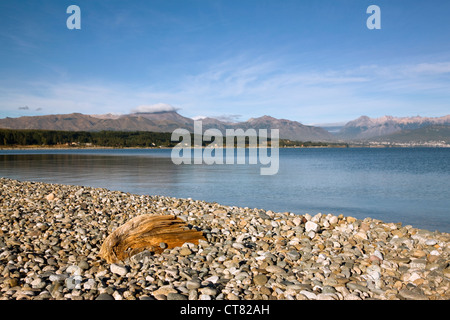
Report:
99,214,206,263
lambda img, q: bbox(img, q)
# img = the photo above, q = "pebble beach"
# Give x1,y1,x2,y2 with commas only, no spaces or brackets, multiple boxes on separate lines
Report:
0,177,449,300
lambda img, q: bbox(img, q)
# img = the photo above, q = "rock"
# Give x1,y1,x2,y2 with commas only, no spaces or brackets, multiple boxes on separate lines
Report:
227,293,239,300
258,211,270,220
31,278,46,289
96,293,114,300
266,265,285,274
399,289,429,300
186,280,201,290
316,293,337,300
205,275,219,284
179,247,192,256
188,290,198,300
6,278,19,287
110,264,128,276
293,217,302,226
49,274,67,282
355,231,368,240
305,221,318,233
329,215,339,225
253,274,268,286
413,250,427,258
322,286,337,294
200,287,217,296
152,286,177,297
167,293,188,300
159,242,168,249
78,260,89,270
366,265,381,280
347,217,357,223
409,259,427,270
286,250,300,261
346,282,370,293
46,193,55,201
66,265,82,276
300,290,317,300
112,291,122,300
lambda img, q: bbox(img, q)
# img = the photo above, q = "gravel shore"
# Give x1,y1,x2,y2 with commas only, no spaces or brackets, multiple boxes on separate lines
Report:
0,177,448,300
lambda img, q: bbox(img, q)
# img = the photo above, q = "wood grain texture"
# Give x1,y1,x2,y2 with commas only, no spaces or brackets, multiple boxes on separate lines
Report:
99,214,205,263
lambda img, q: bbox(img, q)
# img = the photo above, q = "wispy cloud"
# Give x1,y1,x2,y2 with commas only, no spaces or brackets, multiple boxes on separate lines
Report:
130,103,180,114
1,56,449,123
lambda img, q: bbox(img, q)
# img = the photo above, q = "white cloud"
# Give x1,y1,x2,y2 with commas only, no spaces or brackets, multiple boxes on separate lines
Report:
130,103,180,114
191,115,207,120
1,57,449,123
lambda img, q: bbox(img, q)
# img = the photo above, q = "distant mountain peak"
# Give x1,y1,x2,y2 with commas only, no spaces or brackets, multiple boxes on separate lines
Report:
338,114,450,140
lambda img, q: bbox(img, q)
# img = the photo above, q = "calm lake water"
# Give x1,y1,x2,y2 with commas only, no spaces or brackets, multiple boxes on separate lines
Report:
0,148,449,233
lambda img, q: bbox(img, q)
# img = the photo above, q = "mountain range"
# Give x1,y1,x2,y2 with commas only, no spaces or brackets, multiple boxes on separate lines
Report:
0,112,334,142
336,115,450,140
0,111,449,144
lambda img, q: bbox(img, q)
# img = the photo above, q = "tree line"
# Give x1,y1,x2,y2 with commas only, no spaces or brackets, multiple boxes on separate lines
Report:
0,129,176,147
0,128,348,148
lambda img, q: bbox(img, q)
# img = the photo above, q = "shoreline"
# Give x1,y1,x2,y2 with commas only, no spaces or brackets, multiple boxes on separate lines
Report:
1,144,449,151
0,177,448,300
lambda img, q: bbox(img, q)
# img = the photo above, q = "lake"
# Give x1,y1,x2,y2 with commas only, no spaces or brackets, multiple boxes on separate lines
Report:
0,147,449,233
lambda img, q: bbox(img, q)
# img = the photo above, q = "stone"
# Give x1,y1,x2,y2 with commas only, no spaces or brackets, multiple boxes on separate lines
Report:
322,286,337,294
31,278,46,289
413,250,427,258
409,259,427,270
159,242,168,249
299,290,317,300
227,293,239,300
355,231,368,240
110,264,128,276
266,265,285,274
200,287,217,296
347,217,357,223
188,290,198,300
186,280,201,290
78,260,89,270
179,247,192,256
253,274,268,286
329,215,338,225
293,217,302,226
286,250,300,261
66,265,82,276
205,275,219,284
96,293,114,300
152,286,177,297
305,221,318,233
346,282,370,293
49,274,67,282
373,250,383,260
167,293,188,300
399,289,429,300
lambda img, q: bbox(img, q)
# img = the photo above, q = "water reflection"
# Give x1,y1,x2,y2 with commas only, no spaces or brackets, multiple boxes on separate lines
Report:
0,148,449,232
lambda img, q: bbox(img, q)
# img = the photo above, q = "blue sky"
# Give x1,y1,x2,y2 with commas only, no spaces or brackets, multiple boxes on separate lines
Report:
0,0,449,124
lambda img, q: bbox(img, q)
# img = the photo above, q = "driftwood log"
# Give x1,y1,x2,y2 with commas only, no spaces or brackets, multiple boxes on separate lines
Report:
99,214,206,263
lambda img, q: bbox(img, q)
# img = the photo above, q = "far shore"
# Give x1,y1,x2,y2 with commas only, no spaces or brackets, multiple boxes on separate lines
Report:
1,144,447,151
